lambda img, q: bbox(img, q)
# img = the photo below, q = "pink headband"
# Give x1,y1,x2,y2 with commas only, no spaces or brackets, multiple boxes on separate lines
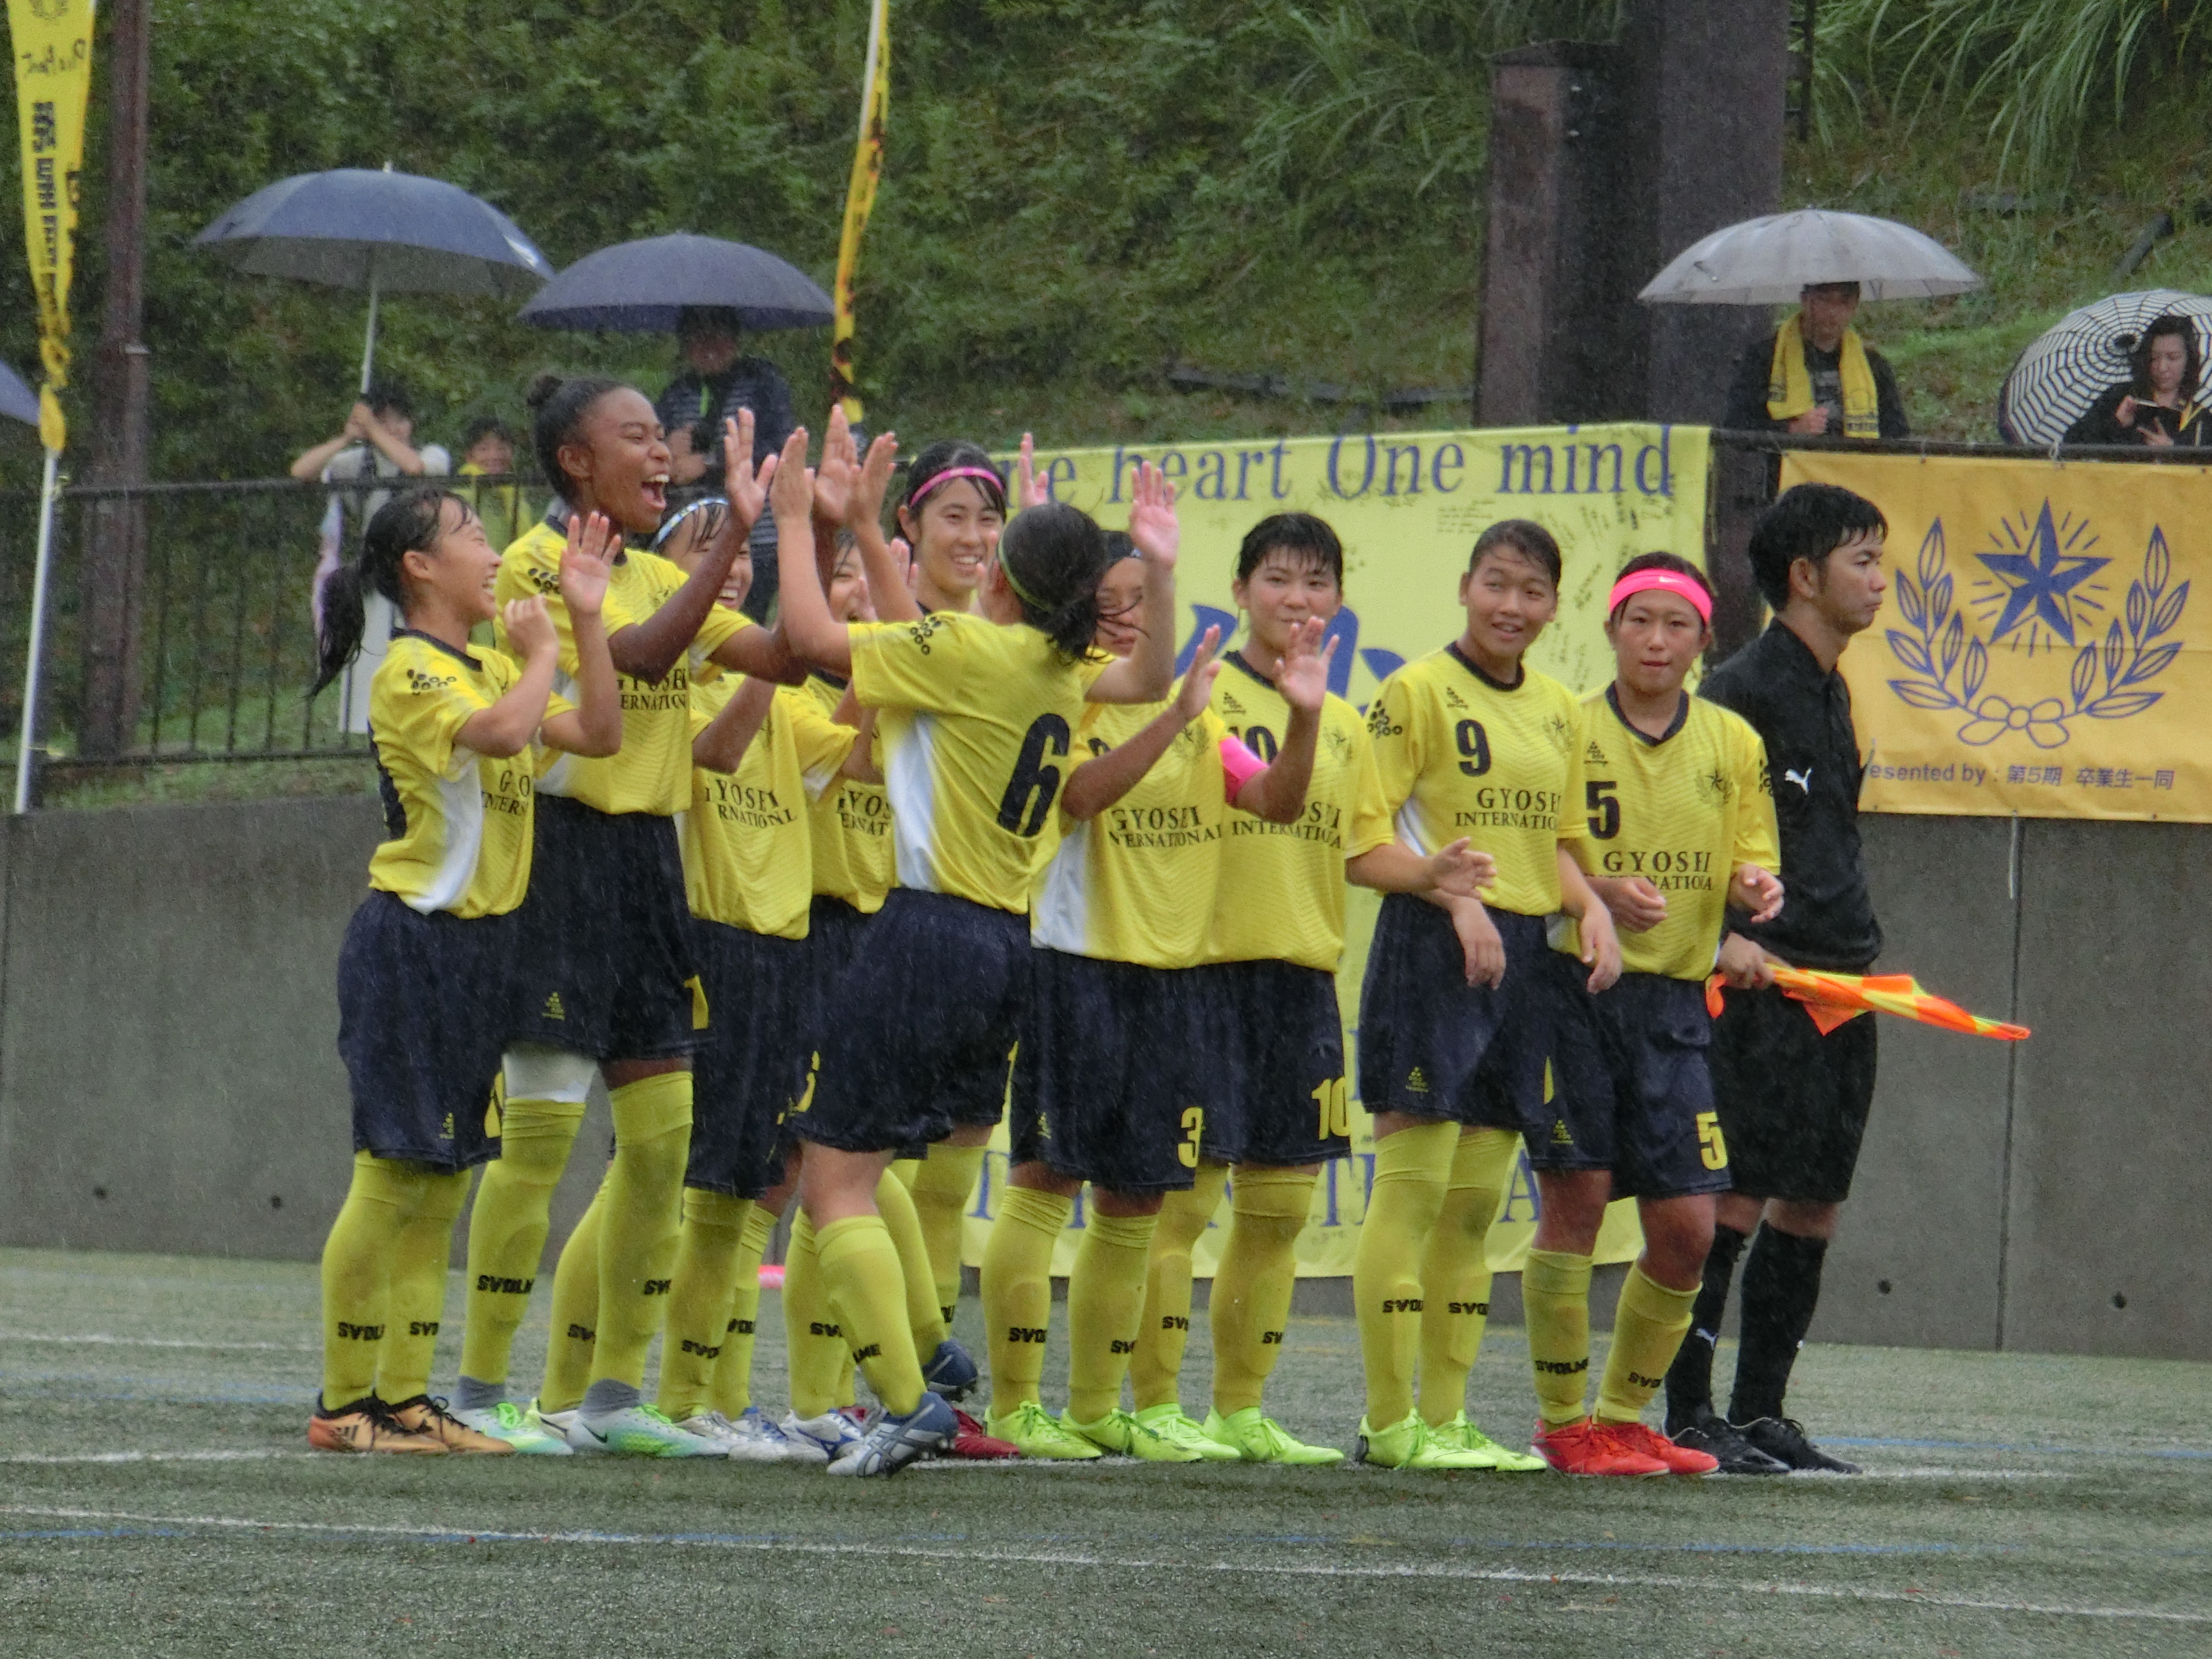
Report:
1608,569,1712,625
908,465,1006,510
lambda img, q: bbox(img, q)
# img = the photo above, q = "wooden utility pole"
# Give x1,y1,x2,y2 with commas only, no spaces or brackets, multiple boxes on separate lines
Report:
81,0,153,758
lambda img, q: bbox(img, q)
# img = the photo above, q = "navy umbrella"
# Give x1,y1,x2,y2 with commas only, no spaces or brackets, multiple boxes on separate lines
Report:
0,359,37,426
194,165,553,390
517,232,832,333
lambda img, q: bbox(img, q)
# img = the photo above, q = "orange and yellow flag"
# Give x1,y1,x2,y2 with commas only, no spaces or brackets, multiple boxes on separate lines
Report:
829,0,890,424
1707,966,2030,1041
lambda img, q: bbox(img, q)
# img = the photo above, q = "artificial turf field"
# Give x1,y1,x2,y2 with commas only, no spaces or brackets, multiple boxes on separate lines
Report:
1,1246,2206,1659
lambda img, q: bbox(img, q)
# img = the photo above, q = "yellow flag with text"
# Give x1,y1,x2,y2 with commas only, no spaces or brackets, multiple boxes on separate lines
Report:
963,423,1706,1276
1784,451,2212,821
8,0,93,453
829,0,889,424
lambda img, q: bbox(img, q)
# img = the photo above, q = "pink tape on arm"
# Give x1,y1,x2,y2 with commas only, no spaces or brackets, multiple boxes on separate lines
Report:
1219,734,1267,803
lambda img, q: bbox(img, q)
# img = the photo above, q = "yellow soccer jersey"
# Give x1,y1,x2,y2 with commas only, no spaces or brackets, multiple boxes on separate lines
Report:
848,612,1098,916
1565,687,1780,981
1208,653,1394,972
1367,645,1584,919
1032,701,1240,969
495,518,749,817
366,632,568,919
801,673,894,914
681,678,856,939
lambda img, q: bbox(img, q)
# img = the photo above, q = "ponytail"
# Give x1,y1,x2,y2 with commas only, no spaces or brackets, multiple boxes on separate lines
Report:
996,502,1110,661
527,371,625,504
310,488,466,698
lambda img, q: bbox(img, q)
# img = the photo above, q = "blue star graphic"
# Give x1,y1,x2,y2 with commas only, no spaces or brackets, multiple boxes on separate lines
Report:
1974,502,2109,645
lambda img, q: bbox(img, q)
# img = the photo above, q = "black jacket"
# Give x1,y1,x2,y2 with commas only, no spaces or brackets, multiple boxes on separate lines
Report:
1722,330,1911,439
2060,383,2212,447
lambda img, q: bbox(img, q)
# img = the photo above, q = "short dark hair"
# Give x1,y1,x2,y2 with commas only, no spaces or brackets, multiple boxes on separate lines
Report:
677,305,743,340
1236,511,1343,587
1747,483,1888,609
460,414,513,452
1468,519,1562,586
2130,313,2202,402
997,501,1111,660
1608,551,1712,622
364,378,413,420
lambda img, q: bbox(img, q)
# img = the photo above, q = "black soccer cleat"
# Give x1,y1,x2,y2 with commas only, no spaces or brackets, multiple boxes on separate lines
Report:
1666,1406,1789,1475
1733,1415,1863,1474
920,1337,981,1402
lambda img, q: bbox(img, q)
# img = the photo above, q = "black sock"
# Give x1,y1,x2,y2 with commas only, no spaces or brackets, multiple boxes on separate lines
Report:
1663,1222,1748,1426
1729,1223,1828,1424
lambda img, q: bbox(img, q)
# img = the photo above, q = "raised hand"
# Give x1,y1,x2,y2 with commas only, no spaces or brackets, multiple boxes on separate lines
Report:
1172,625,1222,721
851,430,900,530
813,405,860,524
1127,461,1180,568
503,595,558,663
768,425,814,525
558,511,617,619
889,535,916,596
1729,863,1784,925
1275,616,1334,714
1426,837,1497,899
721,409,778,531
1016,432,1050,509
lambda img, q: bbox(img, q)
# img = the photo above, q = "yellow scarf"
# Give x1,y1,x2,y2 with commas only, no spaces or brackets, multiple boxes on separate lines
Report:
1767,313,1880,438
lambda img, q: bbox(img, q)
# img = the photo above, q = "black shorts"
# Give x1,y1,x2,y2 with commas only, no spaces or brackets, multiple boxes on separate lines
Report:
1358,895,1549,1125
1708,984,1879,1203
509,794,697,1063
337,890,514,1172
686,920,811,1199
1010,950,1208,1194
792,889,1027,1154
801,895,872,1058
1200,959,1350,1168
1537,963,1731,1202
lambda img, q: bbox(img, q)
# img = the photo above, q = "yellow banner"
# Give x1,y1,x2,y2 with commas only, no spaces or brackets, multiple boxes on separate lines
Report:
964,422,1708,1275
1784,452,2212,822
828,0,889,425
8,0,93,453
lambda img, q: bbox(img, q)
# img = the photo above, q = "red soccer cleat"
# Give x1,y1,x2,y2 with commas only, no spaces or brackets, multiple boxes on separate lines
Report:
938,1406,1018,1459
1531,1416,1670,1476
1597,1418,1719,1476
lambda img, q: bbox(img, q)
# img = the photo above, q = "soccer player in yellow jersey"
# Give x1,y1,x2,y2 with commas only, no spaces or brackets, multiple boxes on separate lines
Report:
772,412,1180,1475
451,377,803,1458
1520,553,1784,1477
1131,512,1496,1467
1353,520,1620,1471
306,489,620,1454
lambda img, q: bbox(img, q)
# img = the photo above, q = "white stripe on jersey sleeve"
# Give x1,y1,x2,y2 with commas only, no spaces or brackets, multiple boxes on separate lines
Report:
1393,800,1432,857
1029,818,1092,954
886,711,941,893
410,758,487,914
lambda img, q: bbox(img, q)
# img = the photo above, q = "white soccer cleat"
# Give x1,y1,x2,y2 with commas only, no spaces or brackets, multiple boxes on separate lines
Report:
781,1408,867,1463
724,1405,829,1466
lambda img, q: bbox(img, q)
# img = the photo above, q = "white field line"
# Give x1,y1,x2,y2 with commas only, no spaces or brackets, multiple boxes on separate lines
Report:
0,1503,2201,1625
0,1332,315,1353
0,1451,313,1465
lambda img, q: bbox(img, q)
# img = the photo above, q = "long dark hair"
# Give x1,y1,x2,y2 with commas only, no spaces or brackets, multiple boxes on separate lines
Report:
2129,313,2202,402
527,372,625,504
311,488,469,697
996,502,1109,660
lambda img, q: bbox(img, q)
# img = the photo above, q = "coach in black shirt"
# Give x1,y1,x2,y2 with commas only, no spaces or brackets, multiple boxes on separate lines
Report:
1663,483,1889,1476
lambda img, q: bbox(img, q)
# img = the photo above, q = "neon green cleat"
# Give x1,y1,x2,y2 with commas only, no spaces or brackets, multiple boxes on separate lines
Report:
450,1400,573,1455
1061,1407,1202,1462
567,1402,722,1457
1131,1403,1241,1461
1428,1409,1547,1471
986,1400,1102,1459
1202,1406,1345,1467
1356,1411,1505,1470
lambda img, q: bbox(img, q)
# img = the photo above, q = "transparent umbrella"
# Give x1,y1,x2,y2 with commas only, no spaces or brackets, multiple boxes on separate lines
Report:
1639,209,1982,306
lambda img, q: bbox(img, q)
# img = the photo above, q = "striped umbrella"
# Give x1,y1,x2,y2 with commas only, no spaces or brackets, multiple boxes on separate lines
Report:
1997,289,2212,445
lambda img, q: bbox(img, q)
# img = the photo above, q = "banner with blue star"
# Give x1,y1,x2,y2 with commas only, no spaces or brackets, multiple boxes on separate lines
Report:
1782,452,2205,821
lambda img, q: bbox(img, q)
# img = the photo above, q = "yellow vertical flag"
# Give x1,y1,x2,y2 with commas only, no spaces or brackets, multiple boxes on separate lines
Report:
829,0,890,424
8,0,94,454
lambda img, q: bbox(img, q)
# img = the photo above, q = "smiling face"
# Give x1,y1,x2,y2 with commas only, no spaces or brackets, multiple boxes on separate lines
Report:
898,478,1003,608
828,546,876,624
464,431,514,473
1092,558,1146,658
1233,546,1342,658
660,504,749,609
1605,589,1709,701
557,387,672,536
1459,546,1558,670
402,498,499,625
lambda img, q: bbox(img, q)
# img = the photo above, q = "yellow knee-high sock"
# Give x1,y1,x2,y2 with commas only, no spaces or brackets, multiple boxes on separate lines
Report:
1523,1248,1595,1426
710,1201,777,1419
1595,1264,1699,1425
783,1211,848,1419
1354,1121,1456,1428
539,1183,604,1413
1419,1128,1519,1427
876,1168,950,1357
981,1187,1072,1418
655,1188,751,1423
1210,1168,1315,1418
1066,1211,1158,1423
374,1165,471,1405
589,1073,693,1395
460,1097,586,1389
1129,1164,1226,1411
318,1153,421,1406
816,1214,925,1415
907,1143,985,1325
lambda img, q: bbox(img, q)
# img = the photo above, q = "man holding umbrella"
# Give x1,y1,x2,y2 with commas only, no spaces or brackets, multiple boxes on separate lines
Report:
654,307,796,622
1724,282,1911,440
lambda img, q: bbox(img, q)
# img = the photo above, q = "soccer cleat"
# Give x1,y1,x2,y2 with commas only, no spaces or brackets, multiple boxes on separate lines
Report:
1354,1411,1497,1470
920,1337,981,1402
722,1406,829,1466
1666,1405,1789,1475
308,1395,446,1455
1597,1418,1719,1476
1531,1416,1670,1476
1061,1407,1202,1463
1131,1403,1241,1461
386,1394,517,1455
448,1399,574,1455
671,1411,744,1454
940,1407,1019,1460
1734,1416,1863,1474
1202,1407,1345,1467
782,1408,868,1462
569,1402,723,1457
826,1392,958,1477
986,1400,1103,1459
1427,1411,1546,1472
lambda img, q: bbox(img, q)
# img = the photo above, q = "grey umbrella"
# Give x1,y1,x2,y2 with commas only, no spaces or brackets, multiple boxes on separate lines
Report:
1639,209,1982,305
516,232,832,333
194,165,553,390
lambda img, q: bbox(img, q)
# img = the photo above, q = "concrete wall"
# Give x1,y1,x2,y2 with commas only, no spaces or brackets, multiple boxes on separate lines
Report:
0,797,2204,1360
